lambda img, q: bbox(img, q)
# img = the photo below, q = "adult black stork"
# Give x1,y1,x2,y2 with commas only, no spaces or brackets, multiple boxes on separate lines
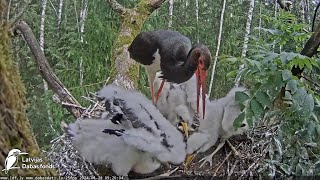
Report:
128,30,211,118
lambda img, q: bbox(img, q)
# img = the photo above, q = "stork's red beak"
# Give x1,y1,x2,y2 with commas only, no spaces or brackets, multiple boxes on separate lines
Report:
195,68,207,119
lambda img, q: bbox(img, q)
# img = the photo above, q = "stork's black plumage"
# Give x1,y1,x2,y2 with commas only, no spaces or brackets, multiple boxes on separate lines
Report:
128,30,211,118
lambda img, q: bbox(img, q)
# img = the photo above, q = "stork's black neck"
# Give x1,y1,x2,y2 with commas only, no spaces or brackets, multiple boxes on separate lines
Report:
160,46,201,84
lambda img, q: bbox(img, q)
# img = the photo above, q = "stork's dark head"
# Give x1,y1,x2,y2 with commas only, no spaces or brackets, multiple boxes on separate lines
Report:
192,43,212,119
193,43,211,70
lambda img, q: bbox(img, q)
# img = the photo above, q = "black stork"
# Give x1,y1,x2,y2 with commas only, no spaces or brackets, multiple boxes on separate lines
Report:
128,30,211,118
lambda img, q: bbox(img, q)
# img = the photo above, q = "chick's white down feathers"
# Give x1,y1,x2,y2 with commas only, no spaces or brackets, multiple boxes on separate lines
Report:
154,72,207,126
187,87,249,154
154,71,249,155
67,85,186,176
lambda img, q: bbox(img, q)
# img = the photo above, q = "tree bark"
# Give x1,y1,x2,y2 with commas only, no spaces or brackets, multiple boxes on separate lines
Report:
107,0,166,90
168,0,173,28
208,0,226,96
57,0,63,34
234,0,255,87
0,19,56,176
79,0,88,86
196,0,199,43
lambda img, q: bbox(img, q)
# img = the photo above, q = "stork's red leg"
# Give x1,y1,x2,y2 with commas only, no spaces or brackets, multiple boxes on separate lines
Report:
155,79,165,104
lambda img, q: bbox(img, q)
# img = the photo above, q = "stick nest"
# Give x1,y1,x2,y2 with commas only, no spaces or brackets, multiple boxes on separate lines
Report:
46,92,276,178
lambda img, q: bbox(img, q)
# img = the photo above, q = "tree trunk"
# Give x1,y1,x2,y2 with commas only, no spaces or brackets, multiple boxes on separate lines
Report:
57,0,63,35
168,0,173,28
108,0,166,90
208,0,226,96
273,1,278,51
196,0,199,43
234,0,255,87
0,11,56,177
79,0,88,86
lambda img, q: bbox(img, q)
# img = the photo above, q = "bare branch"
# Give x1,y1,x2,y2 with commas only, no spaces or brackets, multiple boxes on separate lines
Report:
10,0,30,27
106,0,126,15
14,20,83,118
6,0,11,21
149,0,166,10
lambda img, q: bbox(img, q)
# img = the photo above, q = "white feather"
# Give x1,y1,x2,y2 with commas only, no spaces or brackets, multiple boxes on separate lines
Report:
67,85,186,175
187,87,250,154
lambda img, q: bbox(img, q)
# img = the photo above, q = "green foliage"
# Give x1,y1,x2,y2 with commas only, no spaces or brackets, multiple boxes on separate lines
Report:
231,10,320,176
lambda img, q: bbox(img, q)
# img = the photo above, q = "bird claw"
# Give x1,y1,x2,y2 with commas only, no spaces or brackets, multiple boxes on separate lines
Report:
198,141,226,168
198,154,214,168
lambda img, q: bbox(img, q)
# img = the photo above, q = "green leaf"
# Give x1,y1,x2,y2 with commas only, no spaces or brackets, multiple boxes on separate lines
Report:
304,59,313,69
250,99,264,117
275,72,285,88
284,90,293,101
256,91,273,108
264,52,279,63
286,52,299,61
292,88,315,117
282,70,291,81
233,112,245,129
286,80,298,94
235,91,250,103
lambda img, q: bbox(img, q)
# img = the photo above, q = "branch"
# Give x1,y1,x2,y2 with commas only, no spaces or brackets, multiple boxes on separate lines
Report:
14,20,82,118
149,0,166,10
301,24,320,57
10,0,30,27
106,0,126,15
6,0,11,21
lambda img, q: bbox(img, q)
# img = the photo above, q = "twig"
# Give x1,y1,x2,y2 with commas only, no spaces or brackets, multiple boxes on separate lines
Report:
61,102,86,110
149,0,166,10
226,140,240,157
228,160,238,177
6,0,11,21
10,1,30,27
240,162,257,178
302,75,320,94
69,78,110,90
48,0,58,18
106,0,126,15
213,151,232,176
